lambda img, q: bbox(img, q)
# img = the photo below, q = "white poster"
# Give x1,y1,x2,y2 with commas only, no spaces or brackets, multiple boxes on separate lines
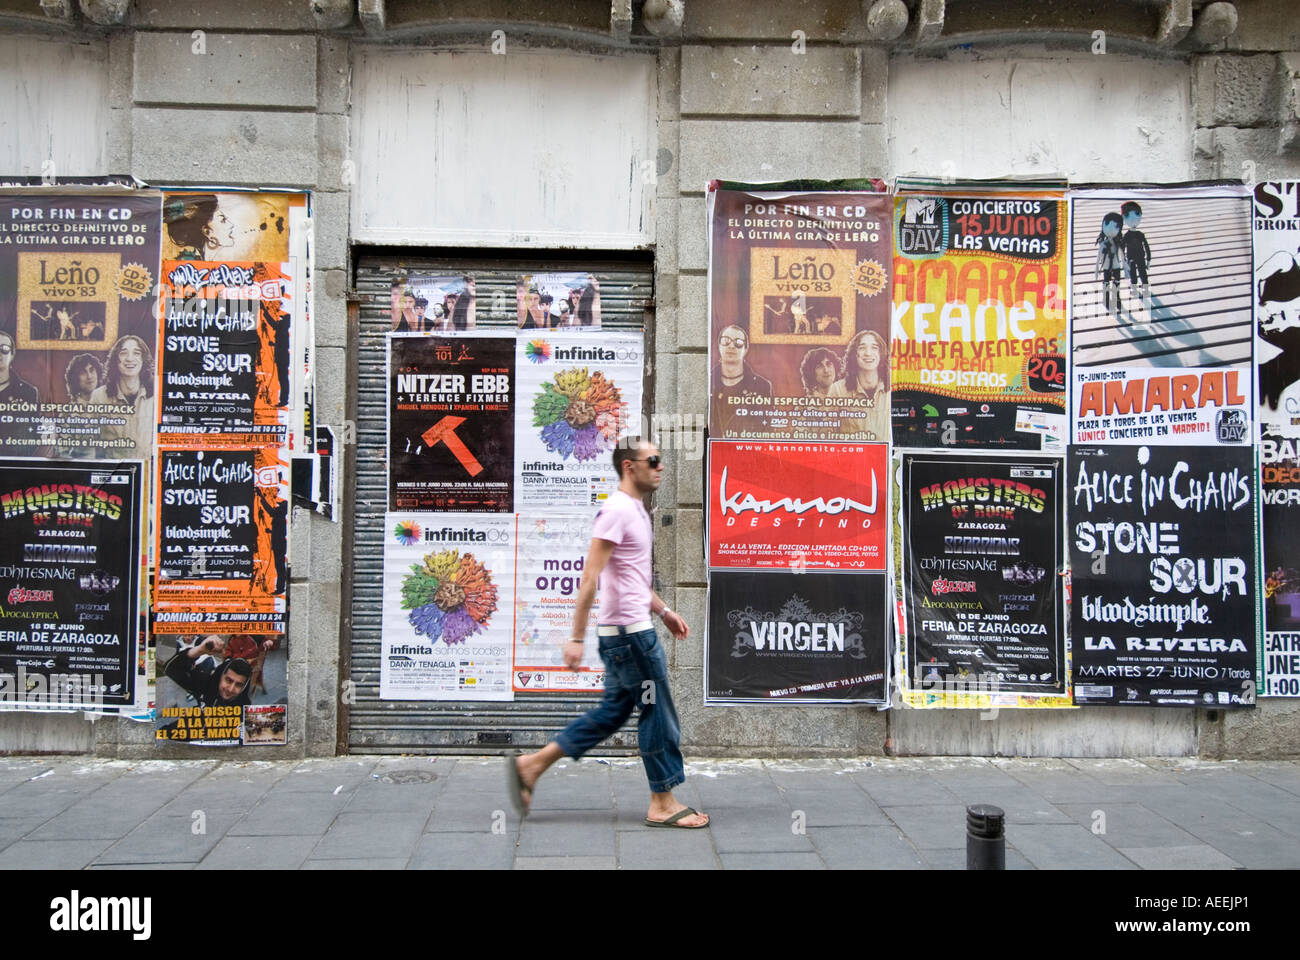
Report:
1254,180,1300,438
513,514,603,693
513,331,643,510
380,512,515,701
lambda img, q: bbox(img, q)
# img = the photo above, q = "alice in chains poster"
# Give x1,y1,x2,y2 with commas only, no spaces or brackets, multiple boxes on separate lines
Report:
379,512,515,701
1069,444,1256,707
388,333,515,511
0,192,161,459
0,459,143,710
706,569,888,705
890,188,1069,450
1070,186,1253,446
707,185,892,441
157,260,294,447
153,446,289,615
899,453,1067,703
514,332,642,511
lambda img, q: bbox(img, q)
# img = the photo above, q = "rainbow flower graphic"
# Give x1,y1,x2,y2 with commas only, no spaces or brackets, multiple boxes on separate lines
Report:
524,340,552,364
532,366,627,462
400,548,498,645
393,521,421,546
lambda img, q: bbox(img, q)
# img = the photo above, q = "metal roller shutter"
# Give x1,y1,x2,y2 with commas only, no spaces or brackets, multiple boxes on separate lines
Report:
348,252,654,754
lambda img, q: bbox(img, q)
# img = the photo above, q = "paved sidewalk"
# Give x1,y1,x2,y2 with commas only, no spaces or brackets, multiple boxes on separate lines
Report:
0,755,1297,869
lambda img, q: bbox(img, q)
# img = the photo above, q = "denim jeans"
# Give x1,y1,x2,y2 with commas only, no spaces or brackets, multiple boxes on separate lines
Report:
554,625,685,793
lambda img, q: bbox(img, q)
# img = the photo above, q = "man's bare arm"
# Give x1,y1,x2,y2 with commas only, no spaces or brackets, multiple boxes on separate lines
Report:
564,537,615,669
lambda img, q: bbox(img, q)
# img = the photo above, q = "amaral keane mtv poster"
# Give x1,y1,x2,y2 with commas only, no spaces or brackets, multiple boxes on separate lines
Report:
705,569,888,705
1069,444,1256,707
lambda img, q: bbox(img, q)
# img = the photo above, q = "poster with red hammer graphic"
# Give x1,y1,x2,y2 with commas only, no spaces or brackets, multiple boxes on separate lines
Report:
387,332,515,511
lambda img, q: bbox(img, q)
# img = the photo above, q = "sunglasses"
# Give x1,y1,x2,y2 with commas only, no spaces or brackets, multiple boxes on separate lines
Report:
632,455,663,468
0,345,13,356
718,336,747,348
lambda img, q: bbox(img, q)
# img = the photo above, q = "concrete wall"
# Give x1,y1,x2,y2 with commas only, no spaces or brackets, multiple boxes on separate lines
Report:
1,0,1299,759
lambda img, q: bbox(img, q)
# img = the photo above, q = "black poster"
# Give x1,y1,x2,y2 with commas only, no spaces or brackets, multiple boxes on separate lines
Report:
0,192,162,459
0,458,142,709
902,454,1065,696
1260,428,1300,697
1069,444,1257,707
388,333,514,511
706,570,888,704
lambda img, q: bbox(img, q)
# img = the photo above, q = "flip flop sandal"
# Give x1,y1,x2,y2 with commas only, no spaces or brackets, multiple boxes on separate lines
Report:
644,807,708,829
504,750,532,817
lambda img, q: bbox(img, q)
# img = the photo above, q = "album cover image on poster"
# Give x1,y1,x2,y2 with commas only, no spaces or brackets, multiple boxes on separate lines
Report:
891,190,1069,450
706,569,888,705
1070,188,1253,446
0,458,143,710
391,274,477,332
0,192,162,459
707,187,892,441
155,632,286,746
1069,444,1256,707
900,453,1066,698
517,272,601,330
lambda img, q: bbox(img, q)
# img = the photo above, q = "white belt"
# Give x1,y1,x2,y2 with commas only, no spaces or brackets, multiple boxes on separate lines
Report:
597,620,654,636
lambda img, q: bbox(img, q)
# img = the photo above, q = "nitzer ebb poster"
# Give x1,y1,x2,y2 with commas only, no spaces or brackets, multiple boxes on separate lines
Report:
707,185,893,441
380,512,515,701
900,453,1067,700
891,189,1069,450
1069,444,1257,707
0,191,162,459
0,459,143,710
388,333,514,511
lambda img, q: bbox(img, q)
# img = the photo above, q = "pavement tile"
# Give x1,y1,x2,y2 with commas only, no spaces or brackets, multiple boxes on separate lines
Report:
197,835,320,870
776,788,889,827
935,785,1073,825
94,813,230,864
1237,762,1300,797
1009,824,1140,870
517,811,616,857
157,783,279,816
707,811,818,854
617,829,718,869
87,862,195,870
515,856,617,869
0,838,115,869
271,760,378,793
1056,803,1202,848
424,796,521,833
303,858,410,869
408,832,516,870
343,780,442,815
310,812,426,860
879,803,970,849
719,852,825,869
1117,845,1243,870
226,793,350,836
1063,759,1184,786
854,772,962,807
1181,818,1300,869
27,801,161,841
0,816,48,850
919,846,1036,870
808,825,927,870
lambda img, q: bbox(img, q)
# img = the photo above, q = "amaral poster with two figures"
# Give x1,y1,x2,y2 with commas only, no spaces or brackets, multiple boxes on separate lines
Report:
380,512,515,701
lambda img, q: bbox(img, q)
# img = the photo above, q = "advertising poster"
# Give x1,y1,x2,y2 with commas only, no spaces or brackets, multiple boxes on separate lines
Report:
157,259,294,447
1260,428,1300,696
1253,180,1300,436
891,188,1069,450
514,331,642,511
0,459,142,710
899,453,1068,703
706,185,892,441
705,569,888,705
161,191,304,263
707,440,887,571
154,446,289,615
1070,186,1253,446
1069,444,1257,707
513,514,603,692
154,628,287,746
517,272,600,330
380,512,515,701
0,191,162,459
388,333,514,511
390,274,477,332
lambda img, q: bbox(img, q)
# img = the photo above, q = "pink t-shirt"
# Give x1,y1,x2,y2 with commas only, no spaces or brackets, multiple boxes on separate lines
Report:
591,490,653,625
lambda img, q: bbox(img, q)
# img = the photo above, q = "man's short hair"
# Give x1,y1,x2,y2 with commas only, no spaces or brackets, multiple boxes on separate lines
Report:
414,297,429,308
225,658,252,680
613,438,644,478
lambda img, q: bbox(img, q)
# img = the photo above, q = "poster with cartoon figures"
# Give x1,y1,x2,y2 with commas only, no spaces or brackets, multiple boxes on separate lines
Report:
1070,186,1254,446
157,260,295,447
706,185,893,441
891,187,1069,450
390,274,477,333
514,332,643,511
1253,181,1300,437
380,513,515,701
516,272,601,331
0,191,162,459
513,515,604,693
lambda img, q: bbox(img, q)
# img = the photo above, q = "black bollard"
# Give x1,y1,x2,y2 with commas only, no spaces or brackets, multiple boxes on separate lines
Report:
966,803,1005,870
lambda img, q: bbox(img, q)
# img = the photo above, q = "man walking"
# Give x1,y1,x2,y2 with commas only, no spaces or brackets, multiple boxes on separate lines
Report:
507,439,708,828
